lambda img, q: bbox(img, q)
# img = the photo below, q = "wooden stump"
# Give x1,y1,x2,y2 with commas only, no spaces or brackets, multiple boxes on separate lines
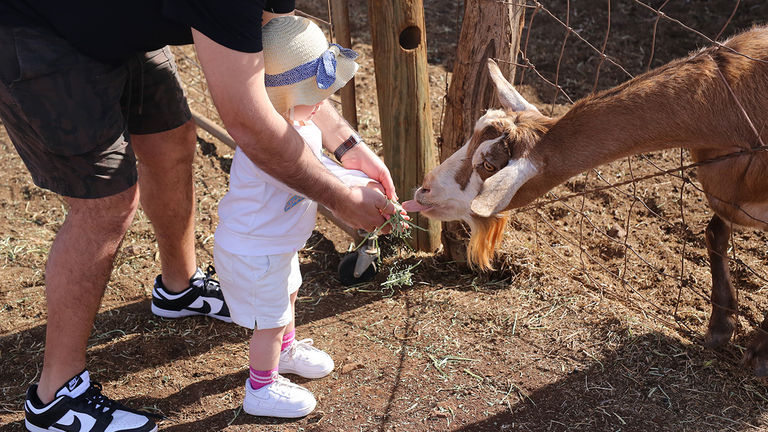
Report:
369,0,441,252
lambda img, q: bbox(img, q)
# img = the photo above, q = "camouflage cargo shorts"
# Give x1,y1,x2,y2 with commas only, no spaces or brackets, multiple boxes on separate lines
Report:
0,24,192,199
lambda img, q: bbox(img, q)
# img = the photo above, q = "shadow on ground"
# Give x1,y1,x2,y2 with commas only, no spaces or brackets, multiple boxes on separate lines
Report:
453,331,765,432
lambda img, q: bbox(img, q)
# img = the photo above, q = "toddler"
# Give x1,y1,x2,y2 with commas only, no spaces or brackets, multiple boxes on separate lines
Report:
213,15,382,418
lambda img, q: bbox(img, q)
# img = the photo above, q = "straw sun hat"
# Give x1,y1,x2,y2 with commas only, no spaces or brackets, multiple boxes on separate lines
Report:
263,16,359,114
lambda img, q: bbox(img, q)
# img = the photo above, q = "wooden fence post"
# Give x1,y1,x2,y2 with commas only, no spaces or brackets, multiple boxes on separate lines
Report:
369,0,441,252
439,0,525,262
329,0,358,130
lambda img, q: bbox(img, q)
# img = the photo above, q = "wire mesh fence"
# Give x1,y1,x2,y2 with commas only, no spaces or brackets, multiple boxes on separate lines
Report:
172,0,768,347
496,0,768,345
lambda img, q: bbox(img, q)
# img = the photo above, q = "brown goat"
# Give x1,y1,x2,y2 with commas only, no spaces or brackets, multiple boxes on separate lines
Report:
403,26,768,374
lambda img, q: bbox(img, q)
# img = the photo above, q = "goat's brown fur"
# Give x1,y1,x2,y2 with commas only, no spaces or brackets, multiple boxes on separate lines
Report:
420,25,768,373
454,113,555,192
505,28,768,216
477,28,768,250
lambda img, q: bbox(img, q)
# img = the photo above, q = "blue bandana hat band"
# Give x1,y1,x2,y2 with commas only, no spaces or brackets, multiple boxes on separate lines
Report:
264,44,358,89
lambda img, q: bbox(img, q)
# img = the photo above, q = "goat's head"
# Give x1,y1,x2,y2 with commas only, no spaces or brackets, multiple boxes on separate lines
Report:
404,59,554,268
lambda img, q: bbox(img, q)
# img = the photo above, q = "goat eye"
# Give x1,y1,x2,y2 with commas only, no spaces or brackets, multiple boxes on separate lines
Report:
482,161,497,172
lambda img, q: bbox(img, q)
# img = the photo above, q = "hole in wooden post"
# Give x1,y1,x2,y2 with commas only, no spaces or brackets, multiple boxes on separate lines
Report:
399,25,421,50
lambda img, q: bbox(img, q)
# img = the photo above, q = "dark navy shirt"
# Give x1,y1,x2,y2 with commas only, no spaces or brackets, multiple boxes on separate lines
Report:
0,0,295,62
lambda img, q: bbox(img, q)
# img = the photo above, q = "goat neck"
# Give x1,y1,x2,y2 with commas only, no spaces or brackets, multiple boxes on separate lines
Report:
507,47,766,211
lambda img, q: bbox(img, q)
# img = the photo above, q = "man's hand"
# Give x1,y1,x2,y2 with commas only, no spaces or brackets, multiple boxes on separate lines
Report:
338,143,398,202
333,186,398,234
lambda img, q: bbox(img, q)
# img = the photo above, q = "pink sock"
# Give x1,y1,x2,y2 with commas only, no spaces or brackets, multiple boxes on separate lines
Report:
281,329,295,352
249,366,278,390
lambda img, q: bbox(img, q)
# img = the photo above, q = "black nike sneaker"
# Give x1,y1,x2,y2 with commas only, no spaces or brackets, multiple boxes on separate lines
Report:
151,266,232,322
24,370,159,432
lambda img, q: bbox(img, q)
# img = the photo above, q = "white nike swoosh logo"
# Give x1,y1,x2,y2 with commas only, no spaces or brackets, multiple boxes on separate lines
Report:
188,297,225,314
25,396,65,415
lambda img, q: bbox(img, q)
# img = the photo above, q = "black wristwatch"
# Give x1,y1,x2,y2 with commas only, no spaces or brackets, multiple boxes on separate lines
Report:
334,133,363,162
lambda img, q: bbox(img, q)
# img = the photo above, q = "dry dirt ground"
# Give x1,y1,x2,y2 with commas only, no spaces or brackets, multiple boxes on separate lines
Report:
3,1,768,431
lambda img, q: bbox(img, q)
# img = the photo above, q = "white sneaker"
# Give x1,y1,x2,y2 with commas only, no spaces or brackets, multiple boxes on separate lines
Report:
279,339,335,379
242,376,316,418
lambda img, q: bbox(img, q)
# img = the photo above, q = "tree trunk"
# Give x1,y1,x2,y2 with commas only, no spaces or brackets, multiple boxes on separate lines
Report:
439,0,525,263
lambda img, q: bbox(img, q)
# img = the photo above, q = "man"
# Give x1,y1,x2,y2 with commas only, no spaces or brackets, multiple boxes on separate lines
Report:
0,1,398,431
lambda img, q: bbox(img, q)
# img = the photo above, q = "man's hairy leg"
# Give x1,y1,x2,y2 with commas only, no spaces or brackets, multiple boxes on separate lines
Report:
132,119,198,293
37,185,139,404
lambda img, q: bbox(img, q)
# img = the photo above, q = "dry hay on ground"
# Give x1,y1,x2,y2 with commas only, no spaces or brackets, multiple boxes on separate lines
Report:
2,1,768,431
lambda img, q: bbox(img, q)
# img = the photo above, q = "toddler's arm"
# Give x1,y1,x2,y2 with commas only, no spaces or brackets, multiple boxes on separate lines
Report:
321,154,384,194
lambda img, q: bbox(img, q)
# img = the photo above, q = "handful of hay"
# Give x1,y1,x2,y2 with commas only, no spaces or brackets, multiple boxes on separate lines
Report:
354,199,425,288
355,200,424,250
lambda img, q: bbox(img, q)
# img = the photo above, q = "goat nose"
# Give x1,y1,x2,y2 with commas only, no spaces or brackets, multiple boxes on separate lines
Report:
422,172,435,190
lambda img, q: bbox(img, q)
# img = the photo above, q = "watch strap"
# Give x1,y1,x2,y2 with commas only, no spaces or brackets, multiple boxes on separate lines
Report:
334,133,362,162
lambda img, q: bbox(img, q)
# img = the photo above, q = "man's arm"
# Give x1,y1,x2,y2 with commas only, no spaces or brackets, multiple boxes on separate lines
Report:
191,29,393,231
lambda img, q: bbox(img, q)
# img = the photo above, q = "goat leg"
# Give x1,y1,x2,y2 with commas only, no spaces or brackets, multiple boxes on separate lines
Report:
703,214,738,348
744,313,768,376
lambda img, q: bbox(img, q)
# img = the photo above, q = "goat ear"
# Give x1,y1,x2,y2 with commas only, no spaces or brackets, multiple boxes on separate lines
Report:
487,58,540,114
470,158,538,217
